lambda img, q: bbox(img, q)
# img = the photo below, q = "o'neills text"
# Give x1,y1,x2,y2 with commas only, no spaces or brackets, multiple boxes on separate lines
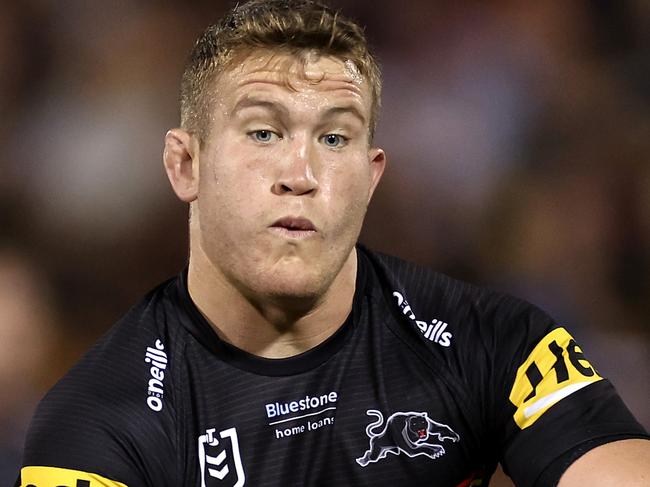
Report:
144,339,167,411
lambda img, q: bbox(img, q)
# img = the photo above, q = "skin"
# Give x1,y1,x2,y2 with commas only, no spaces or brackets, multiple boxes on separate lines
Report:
163,48,650,484
164,50,385,358
558,438,649,486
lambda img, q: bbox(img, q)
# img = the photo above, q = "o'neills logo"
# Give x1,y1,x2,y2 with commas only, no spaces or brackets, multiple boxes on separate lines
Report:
144,339,167,411
393,291,453,347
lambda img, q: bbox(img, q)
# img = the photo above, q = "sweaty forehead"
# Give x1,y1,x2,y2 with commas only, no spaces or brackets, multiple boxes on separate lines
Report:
233,50,363,84
216,51,370,110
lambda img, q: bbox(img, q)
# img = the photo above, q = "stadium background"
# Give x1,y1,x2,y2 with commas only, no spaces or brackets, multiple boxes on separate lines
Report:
1,1,648,485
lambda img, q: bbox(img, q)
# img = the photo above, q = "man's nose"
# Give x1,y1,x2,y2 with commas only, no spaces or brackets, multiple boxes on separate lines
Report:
271,136,318,196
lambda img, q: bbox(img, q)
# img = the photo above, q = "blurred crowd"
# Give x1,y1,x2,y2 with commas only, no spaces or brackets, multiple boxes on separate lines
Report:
1,1,648,485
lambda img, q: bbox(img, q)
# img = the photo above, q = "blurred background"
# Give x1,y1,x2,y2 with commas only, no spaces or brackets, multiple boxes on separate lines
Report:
1,1,648,485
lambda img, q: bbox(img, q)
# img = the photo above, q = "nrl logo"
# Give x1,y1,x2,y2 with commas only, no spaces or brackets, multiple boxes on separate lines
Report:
198,427,246,487
356,409,460,466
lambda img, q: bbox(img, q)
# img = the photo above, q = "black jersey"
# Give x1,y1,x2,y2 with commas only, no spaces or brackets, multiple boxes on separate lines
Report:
19,246,648,487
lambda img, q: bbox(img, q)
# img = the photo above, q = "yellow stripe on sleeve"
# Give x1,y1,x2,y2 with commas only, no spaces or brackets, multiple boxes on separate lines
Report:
21,466,128,487
509,327,603,429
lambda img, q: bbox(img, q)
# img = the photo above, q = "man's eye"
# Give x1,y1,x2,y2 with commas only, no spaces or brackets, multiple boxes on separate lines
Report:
321,134,347,148
249,130,278,143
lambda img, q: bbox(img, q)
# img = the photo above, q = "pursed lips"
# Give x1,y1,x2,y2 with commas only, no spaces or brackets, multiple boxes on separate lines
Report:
269,216,317,239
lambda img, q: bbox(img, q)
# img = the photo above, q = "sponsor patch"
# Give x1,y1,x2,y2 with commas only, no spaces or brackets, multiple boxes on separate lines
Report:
509,327,603,429
20,466,128,487
265,391,338,440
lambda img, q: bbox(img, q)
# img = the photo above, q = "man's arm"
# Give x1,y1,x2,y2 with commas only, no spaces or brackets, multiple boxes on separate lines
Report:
558,439,650,486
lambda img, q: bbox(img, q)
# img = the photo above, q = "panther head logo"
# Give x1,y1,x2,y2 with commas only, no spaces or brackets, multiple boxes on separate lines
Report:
408,414,429,440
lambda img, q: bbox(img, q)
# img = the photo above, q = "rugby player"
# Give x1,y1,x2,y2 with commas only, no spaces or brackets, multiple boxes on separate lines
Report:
18,1,649,486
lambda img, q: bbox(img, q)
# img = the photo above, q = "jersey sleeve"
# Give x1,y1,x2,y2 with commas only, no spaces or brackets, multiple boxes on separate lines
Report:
18,305,179,487
487,302,649,487
19,381,176,487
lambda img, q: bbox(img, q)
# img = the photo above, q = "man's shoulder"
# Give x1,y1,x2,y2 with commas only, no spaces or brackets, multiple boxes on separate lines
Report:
22,275,183,484
71,274,181,382
360,245,532,325
359,245,559,371
25,276,183,441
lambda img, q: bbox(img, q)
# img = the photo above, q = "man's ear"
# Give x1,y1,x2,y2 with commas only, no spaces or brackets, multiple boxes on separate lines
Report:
367,147,387,204
163,128,200,202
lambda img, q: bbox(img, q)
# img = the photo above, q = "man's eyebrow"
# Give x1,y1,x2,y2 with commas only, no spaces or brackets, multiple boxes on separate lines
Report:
231,97,289,118
230,97,367,125
322,105,367,125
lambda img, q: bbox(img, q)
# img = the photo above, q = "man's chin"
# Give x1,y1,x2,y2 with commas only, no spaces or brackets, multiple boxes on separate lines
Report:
229,241,355,304
255,271,324,301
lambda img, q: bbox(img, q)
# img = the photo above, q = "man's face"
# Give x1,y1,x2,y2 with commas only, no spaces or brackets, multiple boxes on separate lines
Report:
192,50,385,300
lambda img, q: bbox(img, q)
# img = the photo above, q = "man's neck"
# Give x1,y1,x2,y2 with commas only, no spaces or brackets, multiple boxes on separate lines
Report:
187,247,357,359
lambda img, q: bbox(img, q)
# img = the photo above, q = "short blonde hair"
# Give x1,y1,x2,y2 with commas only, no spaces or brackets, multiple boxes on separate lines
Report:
179,0,381,144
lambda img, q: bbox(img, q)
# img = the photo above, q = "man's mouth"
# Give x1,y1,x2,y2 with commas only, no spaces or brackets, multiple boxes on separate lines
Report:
270,217,317,238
